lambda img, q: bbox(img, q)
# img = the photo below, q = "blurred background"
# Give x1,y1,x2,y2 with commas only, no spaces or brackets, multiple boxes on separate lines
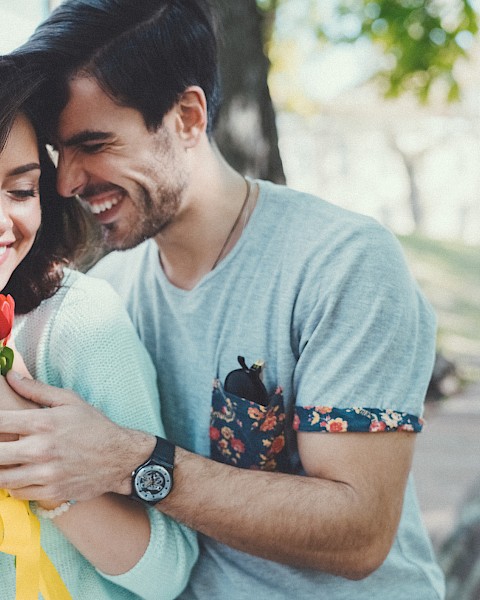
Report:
1,1,479,596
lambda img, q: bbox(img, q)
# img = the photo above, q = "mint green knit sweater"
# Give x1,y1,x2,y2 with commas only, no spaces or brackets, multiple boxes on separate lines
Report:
3,269,198,600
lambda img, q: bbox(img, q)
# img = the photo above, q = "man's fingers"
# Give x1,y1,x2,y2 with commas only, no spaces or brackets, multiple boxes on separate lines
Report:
0,463,46,491
0,460,88,503
6,371,80,408
0,431,57,464
6,485,45,502
0,463,62,501
0,410,45,436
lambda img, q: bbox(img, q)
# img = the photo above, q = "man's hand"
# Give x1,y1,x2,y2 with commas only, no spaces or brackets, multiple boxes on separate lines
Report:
0,375,36,441
0,372,155,503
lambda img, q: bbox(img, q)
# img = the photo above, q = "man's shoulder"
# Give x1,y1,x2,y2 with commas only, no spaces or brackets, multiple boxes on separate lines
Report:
257,180,395,260
258,179,381,234
88,240,153,291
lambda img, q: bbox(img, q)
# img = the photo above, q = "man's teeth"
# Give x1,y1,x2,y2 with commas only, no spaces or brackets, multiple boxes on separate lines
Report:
0,246,6,255
89,197,120,214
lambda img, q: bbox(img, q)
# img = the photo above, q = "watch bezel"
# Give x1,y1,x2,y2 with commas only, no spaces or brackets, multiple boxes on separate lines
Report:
133,463,173,503
130,436,175,505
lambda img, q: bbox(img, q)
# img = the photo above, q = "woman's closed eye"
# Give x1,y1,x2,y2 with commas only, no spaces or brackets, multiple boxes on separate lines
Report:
7,187,39,200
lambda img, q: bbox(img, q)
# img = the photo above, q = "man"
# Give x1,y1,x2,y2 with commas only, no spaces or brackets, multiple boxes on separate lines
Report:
0,1,444,597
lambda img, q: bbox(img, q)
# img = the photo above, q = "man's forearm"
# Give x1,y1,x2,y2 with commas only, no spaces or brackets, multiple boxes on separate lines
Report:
0,375,411,580
153,447,395,580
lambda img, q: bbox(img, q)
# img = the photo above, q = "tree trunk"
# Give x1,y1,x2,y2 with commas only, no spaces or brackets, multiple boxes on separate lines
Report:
213,0,285,183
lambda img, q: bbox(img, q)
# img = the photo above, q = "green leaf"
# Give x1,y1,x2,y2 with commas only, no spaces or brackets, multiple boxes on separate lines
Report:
0,346,14,376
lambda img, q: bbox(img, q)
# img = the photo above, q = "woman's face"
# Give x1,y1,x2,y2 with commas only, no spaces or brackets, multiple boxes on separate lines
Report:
0,113,42,291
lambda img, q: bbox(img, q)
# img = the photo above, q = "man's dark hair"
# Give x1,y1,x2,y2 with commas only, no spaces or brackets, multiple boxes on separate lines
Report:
0,59,92,314
13,0,221,138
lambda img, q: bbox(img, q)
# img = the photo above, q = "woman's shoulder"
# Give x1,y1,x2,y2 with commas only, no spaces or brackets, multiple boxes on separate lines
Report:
53,268,131,328
17,268,122,330
13,268,134,383
61,267,122,298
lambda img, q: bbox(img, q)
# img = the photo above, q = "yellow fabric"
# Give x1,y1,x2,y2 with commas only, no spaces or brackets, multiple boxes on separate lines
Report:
0,489,72,600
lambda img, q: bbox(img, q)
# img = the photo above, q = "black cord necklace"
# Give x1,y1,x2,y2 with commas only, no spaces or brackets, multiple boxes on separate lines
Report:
211,177,251,271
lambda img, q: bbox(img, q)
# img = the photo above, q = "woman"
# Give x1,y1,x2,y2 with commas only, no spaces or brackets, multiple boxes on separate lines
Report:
0,59,197,599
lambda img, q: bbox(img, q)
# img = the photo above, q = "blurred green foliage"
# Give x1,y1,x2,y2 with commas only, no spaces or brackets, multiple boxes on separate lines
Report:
257,0,479,102
334,0,478,101
399,234,480,380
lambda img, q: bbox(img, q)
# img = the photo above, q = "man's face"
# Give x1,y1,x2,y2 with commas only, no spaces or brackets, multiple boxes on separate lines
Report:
55,75,188,249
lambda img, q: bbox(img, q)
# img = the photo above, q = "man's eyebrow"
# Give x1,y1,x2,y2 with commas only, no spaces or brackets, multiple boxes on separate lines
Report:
62,130,114,147
7,163,41,177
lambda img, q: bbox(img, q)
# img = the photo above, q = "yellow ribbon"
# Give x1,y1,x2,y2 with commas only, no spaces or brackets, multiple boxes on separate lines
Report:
0,489,73,600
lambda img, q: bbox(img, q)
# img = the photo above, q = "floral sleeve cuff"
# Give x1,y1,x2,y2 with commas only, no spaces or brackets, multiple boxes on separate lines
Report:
293,406,424,433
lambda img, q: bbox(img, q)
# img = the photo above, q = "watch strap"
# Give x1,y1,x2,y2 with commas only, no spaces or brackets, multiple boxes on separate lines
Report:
151,436,175,469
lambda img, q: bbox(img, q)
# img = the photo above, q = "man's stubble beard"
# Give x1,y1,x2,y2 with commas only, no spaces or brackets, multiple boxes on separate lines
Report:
102,126,187,251
101,182,184,251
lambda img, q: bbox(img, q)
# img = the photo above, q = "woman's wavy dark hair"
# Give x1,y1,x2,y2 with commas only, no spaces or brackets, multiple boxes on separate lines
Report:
0,58,93,314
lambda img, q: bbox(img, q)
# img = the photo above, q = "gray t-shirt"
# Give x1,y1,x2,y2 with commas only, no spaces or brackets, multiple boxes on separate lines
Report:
91,180,445,599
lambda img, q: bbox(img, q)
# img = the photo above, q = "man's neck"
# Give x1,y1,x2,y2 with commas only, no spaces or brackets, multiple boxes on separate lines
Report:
155,163,254,291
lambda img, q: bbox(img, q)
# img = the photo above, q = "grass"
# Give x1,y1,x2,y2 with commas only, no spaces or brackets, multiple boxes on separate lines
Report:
398,234,480,384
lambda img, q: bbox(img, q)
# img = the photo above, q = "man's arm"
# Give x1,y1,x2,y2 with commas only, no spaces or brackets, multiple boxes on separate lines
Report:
0,374,153,499
0,373,414,579
160,431,413,579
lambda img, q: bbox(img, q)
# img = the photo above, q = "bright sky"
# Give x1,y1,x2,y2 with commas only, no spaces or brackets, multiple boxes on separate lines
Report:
273,0,374,101
0,0,44,53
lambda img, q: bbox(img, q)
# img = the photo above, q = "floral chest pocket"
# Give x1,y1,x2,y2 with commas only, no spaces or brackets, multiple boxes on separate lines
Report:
210,357,288,472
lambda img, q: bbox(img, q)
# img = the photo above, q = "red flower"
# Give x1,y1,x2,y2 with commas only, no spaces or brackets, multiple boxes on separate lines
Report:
370,421,387,432
270,435,285,455
0,294,14,346
326,418,348,432
260,413,277,432
230,437,245,453
209,426,220,441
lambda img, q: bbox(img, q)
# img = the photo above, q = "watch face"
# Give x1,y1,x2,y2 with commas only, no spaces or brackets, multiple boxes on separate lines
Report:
134,464,172,502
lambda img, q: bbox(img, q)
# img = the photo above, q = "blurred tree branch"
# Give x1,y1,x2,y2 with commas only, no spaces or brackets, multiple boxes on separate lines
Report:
316,0,479,102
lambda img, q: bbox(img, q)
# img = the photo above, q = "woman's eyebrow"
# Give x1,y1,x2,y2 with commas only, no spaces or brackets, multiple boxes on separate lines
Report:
6,163,41,176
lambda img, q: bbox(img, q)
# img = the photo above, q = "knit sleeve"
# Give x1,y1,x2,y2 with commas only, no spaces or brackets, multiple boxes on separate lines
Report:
45,272,198,600
100,507,198,600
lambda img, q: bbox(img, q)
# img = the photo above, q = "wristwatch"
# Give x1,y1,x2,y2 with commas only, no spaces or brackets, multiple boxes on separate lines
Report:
131,436,175,505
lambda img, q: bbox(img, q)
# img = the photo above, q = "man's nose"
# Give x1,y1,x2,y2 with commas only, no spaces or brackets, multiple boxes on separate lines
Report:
56,153,88,198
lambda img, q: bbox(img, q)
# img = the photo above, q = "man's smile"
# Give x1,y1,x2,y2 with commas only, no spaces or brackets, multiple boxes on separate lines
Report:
87,195,121,215
78,186,126,219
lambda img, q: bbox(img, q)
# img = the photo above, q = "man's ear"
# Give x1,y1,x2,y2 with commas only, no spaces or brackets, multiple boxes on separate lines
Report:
175,86,207,147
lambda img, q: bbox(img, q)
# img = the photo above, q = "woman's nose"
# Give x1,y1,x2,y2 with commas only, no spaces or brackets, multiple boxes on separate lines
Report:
0,199,13,232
